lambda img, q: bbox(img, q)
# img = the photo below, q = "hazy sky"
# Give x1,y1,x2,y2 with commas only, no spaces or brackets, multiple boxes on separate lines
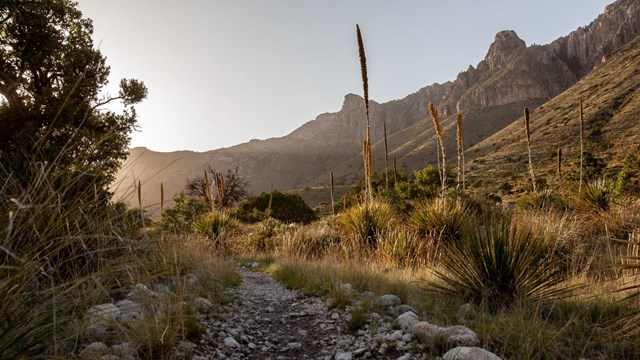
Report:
77,0,613,153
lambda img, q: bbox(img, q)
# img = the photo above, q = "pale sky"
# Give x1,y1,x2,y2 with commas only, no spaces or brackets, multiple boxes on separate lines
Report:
77,0,613,153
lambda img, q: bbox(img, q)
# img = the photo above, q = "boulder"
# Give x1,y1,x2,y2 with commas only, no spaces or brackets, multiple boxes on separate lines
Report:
443,346,502,360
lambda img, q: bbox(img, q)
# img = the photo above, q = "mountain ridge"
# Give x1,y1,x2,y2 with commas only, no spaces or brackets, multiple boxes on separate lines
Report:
113,0,640,210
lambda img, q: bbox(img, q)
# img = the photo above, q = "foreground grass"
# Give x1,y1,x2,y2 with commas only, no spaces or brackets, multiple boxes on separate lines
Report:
265,256,639,359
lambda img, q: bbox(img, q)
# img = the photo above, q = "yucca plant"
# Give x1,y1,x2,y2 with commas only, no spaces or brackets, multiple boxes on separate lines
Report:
336,200,397,250
410,198,469,245
575,177,611,213
192,211,238,247
429,216,569,310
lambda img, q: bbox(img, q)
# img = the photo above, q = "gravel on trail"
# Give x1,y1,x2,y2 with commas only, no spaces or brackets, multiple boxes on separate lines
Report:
192,268,403,360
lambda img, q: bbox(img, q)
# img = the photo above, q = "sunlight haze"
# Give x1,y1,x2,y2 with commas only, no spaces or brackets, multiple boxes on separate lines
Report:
77,0,613,152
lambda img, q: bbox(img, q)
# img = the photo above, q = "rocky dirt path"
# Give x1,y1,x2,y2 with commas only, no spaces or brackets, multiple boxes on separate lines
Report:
190,267,500,360
193,268,398,360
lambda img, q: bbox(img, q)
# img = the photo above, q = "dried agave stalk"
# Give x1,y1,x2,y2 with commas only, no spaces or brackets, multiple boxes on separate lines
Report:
524,108,537,193
356,24,373,207
456,111,465,196
429,102,446,201
383,121,389,189
579,98,584,192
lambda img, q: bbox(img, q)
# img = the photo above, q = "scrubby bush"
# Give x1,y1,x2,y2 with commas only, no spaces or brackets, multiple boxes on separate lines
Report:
429,216,569,310
192,211,239,247
237,191,317,224
160,192,209,232
336,200,397,249
574,178,611,213
410,199,469,245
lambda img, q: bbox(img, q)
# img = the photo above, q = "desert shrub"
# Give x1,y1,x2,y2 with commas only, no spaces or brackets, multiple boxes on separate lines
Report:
429,216,569,310
192,211,239,247
376,227,429,267
160,192,209,232
244,218,290,253
613,153,640,198
279,219,341,259
237,191,317,224
517,188,568,211
336,200,397,250
574,178,611,213
410,198,469,245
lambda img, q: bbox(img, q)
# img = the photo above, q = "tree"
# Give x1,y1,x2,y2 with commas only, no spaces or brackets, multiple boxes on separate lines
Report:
237,191,317,224
185,166,250,208
0,0,147,189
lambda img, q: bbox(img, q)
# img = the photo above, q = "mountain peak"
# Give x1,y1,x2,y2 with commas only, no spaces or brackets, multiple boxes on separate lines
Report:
341,93,364,111
485,30,526,69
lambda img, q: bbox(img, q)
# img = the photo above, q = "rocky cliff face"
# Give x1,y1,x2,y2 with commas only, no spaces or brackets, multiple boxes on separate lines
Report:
114,0,640,209
436,0,640,117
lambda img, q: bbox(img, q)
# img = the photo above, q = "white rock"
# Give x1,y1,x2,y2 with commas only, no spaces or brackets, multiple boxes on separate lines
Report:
379,294,402,307
331,312,340,320
251,262,259,268
111,342,136,359
79,342,109,359
397,354,412,360
410,321,440,340
439,325,480,347
335,351,352,360
442,346,502,360
386,330,404,342
394,304,418,317
287,342,302,350
224,336,240,348
192,296,214,312
126,283,158,302
396,311,419,331
340,283,353,292
85,303,120,325
115,300,144,322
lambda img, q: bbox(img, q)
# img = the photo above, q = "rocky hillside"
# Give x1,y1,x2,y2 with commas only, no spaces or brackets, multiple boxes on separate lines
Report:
113,0,640,210
465,33,640,193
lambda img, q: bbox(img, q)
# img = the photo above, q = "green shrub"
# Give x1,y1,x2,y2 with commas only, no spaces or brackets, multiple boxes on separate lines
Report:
575,178,611,213
336,200,397,249
160,192,209,232
237,191,317,224
429,216,569,310
516,189,567,211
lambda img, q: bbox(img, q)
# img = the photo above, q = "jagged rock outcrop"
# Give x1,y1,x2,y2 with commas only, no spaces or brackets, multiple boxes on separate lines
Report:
114,0,640,210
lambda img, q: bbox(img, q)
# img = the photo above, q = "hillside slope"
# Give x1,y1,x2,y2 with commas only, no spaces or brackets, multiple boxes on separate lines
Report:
113,0,640,210
465,34,640,193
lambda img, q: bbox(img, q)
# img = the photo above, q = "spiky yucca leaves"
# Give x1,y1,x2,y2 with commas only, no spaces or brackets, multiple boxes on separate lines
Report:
575,177,611,213
429,102,446,201
192,211,238,247
429,217,569,309
410,198,469,246
337,200,397,250
610,230,640,337
356,24,373,206
524,107,538,193
376,227,429,268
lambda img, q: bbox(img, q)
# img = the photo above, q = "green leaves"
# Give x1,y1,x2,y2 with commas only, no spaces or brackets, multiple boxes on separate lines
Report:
429,216,570,310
